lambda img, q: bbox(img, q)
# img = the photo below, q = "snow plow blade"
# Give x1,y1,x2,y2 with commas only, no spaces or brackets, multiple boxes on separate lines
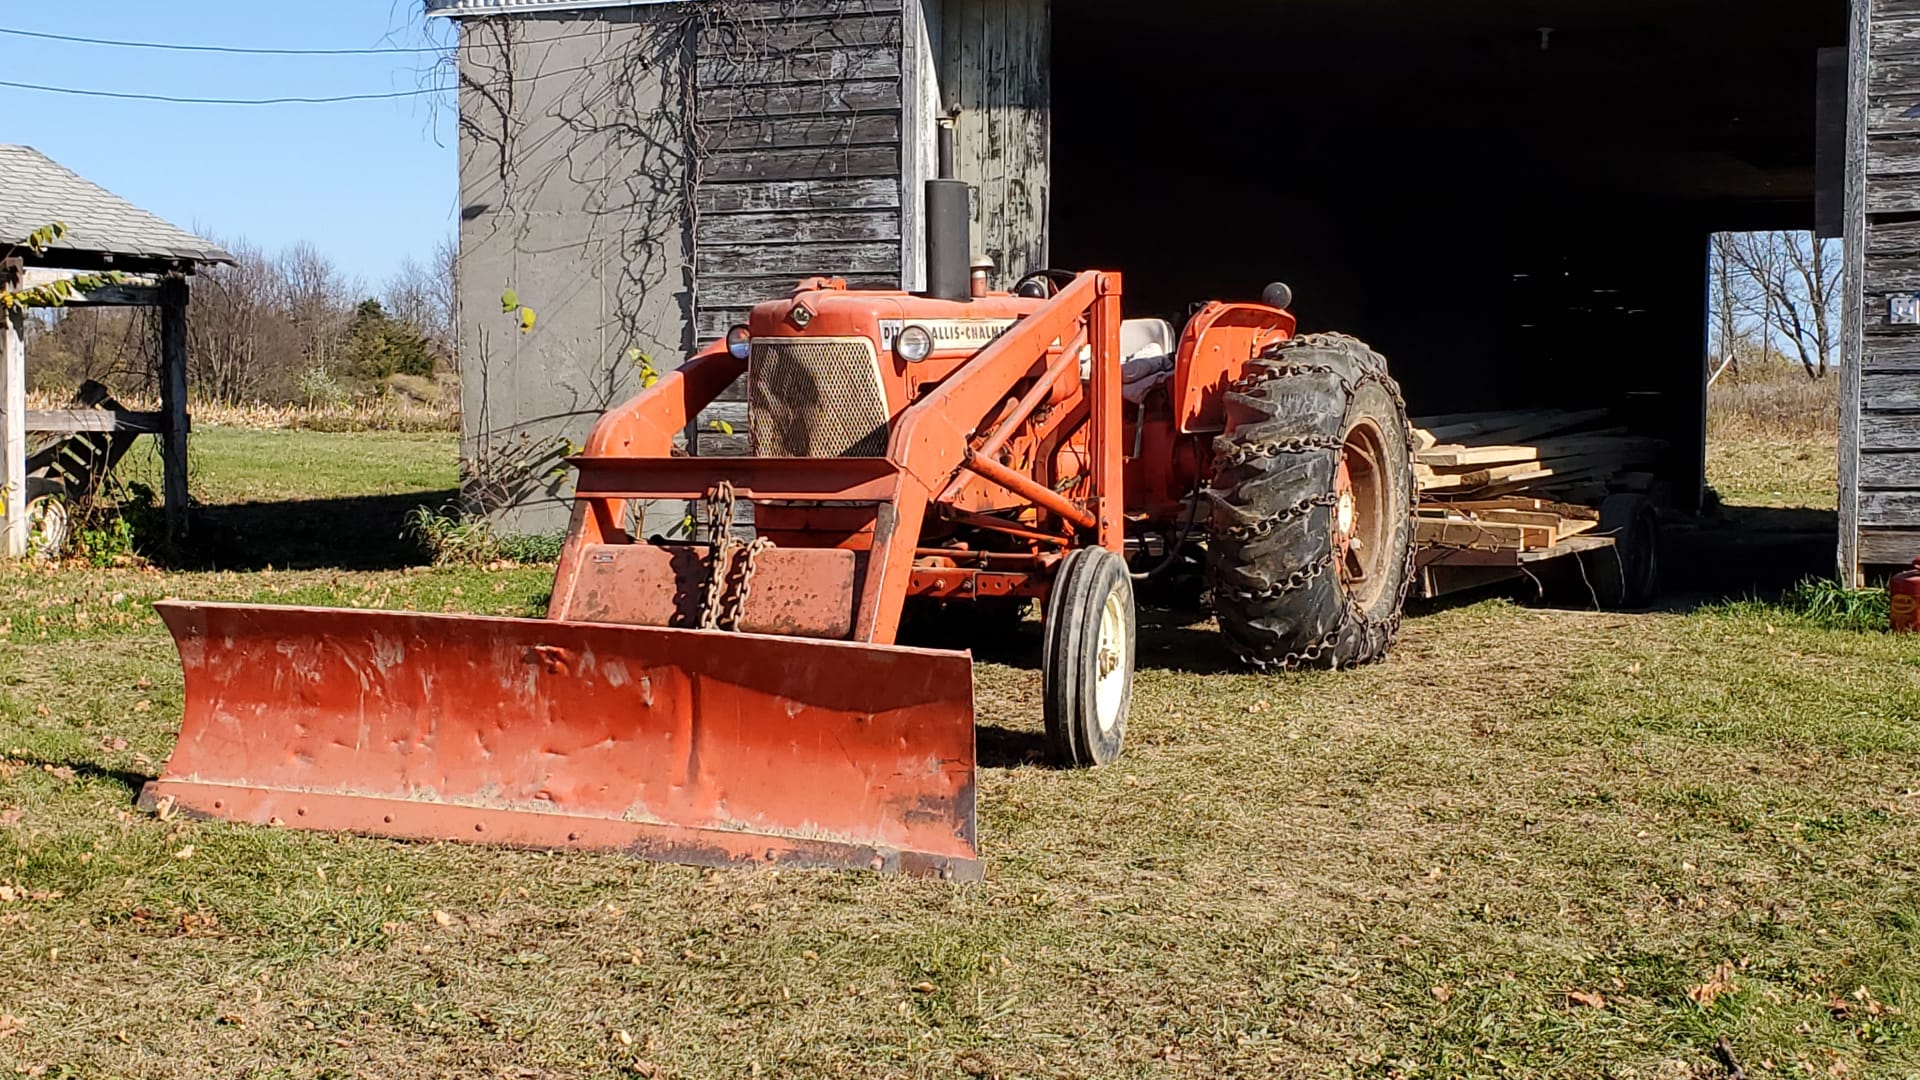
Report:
139,602,980,880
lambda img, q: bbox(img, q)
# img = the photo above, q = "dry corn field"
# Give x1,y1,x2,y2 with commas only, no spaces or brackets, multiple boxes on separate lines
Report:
1,381,1911,1080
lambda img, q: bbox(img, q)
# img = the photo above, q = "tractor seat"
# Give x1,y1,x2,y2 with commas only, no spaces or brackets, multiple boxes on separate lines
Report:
1082,319,1179,384
1120,318,1176,361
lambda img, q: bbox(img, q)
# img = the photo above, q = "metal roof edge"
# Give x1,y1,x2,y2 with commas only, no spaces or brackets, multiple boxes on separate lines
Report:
426,0,684,16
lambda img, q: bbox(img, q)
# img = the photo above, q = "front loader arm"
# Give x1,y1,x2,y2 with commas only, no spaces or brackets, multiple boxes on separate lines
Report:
555,341,746,599
583,340,746,458
855,272,1124,643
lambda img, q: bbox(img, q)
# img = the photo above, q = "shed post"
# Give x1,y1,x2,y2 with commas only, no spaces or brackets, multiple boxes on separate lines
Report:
1840,0,1870,585
0,309,23,558
159,275,190,543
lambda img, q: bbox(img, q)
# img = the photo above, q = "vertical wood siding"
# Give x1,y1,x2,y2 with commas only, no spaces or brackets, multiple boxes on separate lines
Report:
692,0,908,349
939,0,1049,285
1855,0,1920,565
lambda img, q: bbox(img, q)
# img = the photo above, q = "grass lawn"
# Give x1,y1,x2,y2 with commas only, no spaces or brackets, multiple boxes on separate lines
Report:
4,425,1916,1079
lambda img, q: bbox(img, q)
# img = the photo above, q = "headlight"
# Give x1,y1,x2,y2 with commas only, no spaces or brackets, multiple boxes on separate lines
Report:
725,325,751,360
896,325,935,363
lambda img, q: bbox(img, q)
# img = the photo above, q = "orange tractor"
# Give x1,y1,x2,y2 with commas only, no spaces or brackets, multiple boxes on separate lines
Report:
141,137,1417,881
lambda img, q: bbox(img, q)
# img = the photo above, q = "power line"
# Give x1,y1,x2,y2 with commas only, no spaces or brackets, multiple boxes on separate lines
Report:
0,25,443,56
0,78,450,106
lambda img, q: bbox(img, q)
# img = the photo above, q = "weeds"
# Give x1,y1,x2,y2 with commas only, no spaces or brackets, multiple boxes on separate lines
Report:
1784,577,1891,632
1708,365,1838,441
65,482,164,568
406,504,562,567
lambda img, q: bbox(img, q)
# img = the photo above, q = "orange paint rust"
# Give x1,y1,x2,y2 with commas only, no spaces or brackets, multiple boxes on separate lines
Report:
146,602,979,879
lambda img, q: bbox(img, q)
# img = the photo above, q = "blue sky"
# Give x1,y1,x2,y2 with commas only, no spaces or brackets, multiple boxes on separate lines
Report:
0,1,457,291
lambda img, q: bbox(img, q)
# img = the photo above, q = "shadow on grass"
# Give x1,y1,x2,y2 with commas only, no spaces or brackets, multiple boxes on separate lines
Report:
182,489,454,572
978,725,1049,769
27,757,156,798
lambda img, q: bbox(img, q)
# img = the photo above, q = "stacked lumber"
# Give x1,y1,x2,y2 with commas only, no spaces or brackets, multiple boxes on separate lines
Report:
1410,408,1663,505
1414,497,1600,554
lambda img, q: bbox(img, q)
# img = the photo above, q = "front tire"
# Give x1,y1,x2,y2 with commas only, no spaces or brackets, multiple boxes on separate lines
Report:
1206,333,1416,669
1042,547,1135,769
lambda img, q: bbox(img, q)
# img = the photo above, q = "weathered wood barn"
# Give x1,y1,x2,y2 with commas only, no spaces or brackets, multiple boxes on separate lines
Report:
432,0,1911,582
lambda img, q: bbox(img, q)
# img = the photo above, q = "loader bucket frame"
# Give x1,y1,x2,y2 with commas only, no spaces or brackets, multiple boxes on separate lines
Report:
143,273,1133,879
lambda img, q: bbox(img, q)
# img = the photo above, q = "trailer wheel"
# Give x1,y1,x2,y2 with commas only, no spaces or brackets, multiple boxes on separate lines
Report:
1042,547,1135,769
1580,494,1660,610
1206,333,1416,669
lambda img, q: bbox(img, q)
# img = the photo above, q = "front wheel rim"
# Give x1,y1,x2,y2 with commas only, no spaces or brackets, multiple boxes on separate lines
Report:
1093,587,1128,735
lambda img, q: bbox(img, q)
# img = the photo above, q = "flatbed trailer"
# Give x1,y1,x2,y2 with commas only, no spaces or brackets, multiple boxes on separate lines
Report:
1411,493,1660,608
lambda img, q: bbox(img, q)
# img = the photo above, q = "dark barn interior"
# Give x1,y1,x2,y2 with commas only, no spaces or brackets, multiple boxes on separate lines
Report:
1050,0,1847,505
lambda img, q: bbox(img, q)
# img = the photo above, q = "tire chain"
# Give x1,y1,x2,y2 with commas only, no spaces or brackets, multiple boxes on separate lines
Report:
1218,490,1341,542
1230,550,1336,603
1217,333,1420,671
1215,433,1345,469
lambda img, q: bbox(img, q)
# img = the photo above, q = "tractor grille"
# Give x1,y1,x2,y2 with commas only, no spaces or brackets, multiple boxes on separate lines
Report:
749,337,891,458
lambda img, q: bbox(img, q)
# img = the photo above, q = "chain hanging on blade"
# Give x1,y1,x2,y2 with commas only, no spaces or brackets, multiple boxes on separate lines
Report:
697,481,775,633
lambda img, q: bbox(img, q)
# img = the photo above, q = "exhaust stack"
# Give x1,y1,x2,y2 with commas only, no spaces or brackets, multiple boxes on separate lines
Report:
925,118,970,302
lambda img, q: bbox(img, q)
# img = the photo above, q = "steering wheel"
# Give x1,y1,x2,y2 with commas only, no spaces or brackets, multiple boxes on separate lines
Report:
1012,268,1079,299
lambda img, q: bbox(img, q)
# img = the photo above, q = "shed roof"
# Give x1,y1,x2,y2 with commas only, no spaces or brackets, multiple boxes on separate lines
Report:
427,0,670,15
0,145,232,265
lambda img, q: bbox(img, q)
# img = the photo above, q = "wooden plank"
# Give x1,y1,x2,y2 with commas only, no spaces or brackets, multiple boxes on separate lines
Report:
1861,410,1920,450
159,277,190,544
1867,219,1920,254
1861,329,1920,368
1473,509,1564,529
1863,370,1920,410
698,145,899,183
695,308,754,342
1868,136,1920,177
1861,449,1920,487
697,79,901,121
1873,14,1920,55
1862,251,1920,292
24,410,166,434
1436,497,1601,521
1422,410,1554,443
696,114,899,153
1861,489,1920,525
1467,408,1613,446
1859,526,1920,564
12,268,161,308
696,14,900,58
697,240,900,278
1415,518,1527,551
1418,432,1656,469
695,208,900,246
696,45,900,88
1867,183,1920,213
0,311,22,558
1870,54,1920,97
698,178,900,215
697,274,897,307
1869,94,1920,135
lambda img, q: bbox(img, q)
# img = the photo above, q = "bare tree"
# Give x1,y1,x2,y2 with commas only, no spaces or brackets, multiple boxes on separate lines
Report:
278,242,358,377
1722,231,1841,379
382,234,457,365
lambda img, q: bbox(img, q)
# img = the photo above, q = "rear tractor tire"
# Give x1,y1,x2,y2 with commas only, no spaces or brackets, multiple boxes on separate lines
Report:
1042,547,1136,769
1206,333,1417,670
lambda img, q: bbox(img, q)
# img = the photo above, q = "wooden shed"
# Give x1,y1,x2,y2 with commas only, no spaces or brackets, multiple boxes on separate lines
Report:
0,145,231,555
436,0,1890,578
